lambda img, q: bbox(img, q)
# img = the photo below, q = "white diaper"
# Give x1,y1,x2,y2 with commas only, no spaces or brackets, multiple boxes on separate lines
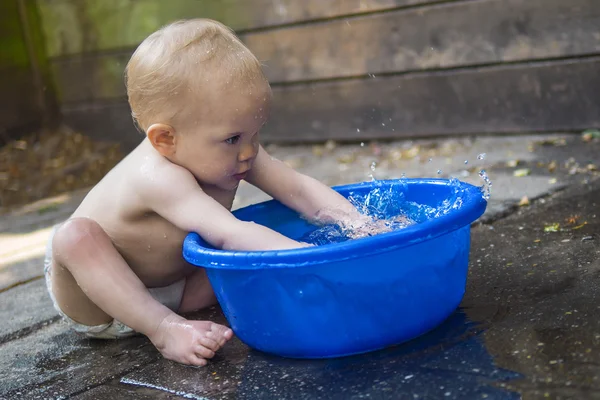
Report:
44,224,186,339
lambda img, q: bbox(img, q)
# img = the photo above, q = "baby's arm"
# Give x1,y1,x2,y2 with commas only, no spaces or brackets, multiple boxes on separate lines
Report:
246,146,369,228
139,161,306,251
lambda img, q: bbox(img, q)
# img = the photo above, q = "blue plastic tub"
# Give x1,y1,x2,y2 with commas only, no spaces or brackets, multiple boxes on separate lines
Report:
183,179,487,358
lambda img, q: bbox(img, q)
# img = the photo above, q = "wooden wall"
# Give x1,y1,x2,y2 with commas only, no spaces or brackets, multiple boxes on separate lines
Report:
36,0,600,149
0,0,54,144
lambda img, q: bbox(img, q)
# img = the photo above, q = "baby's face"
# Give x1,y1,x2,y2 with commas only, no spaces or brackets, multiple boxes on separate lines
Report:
173,83,271,191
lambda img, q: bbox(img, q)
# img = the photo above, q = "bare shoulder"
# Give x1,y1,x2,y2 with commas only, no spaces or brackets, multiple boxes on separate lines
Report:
134,151,201,205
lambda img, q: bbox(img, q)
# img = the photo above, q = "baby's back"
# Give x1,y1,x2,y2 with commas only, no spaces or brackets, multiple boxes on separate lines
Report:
72,143,197,287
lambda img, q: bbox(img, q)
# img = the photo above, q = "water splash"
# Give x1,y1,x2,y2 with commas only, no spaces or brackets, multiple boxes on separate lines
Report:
479,169,492,200
301,179,467,245
477,153,487,160
368,161,377,181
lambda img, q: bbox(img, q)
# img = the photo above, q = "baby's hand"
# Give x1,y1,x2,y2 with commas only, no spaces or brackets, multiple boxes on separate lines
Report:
345,217,392,239
342,214,414,239
149,314,233,366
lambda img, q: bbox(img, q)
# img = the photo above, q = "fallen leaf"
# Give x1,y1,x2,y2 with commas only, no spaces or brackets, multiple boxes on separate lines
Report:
514,168,531,177
544,223,560,232
337,153,356,164
14,140,27,150
547,161,557,172
566,215,580,225
582,129,600,142
324,140,337,152
518,196,530,206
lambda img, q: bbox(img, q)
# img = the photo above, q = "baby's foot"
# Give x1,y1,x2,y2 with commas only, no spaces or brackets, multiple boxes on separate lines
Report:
149,314,233,366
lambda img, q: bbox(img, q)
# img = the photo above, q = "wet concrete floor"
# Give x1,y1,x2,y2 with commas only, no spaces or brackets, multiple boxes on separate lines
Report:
1,134,599,399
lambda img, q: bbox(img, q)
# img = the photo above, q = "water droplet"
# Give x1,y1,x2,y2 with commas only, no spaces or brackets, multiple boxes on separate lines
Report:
479,169,492,200
356,128,361,133
464,160,468,164
428,158,432,163
360,142,365,147
368,161,377,181
477,153,487,160
437,169,442,175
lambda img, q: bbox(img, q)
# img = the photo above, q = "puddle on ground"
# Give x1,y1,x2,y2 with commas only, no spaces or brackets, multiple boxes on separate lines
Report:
118,310,521,400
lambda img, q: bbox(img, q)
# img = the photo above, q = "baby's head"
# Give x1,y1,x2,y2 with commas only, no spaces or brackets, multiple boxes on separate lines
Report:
126,19,271,189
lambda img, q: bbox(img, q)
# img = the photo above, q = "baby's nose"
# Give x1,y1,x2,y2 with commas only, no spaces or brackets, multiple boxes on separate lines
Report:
238,142,258,162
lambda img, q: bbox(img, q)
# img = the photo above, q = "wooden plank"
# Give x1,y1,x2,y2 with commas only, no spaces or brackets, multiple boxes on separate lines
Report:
0,278,57,344
50,0,600,104
0,322,159,399
0,0,29,68
247,0,600,82
62,58,600,148
0,67,41,140
0,0,43,140
72,384,173,399
37,0,432,58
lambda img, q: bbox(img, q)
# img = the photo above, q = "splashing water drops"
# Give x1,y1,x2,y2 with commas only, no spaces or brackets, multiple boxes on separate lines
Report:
369,161,377,181
479,169,492,200
303,179,469,246
477,153,487,160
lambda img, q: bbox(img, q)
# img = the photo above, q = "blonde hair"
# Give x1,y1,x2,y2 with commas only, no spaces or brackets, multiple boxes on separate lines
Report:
125,19,268,132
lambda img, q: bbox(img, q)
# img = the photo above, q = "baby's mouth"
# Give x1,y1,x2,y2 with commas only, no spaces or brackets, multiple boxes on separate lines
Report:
233,170,249,180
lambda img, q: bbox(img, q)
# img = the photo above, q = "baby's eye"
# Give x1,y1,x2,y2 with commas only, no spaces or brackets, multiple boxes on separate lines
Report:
225,135,241,145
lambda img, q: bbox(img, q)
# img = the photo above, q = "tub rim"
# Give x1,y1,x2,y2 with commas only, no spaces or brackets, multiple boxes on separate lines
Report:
183,178,487,269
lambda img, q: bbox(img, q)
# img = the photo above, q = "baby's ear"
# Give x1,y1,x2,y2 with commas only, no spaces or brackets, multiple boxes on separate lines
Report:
147,123,177,157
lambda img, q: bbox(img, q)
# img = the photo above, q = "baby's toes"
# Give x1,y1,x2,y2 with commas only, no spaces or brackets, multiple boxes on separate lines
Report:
194,344,215,359
187,354,208,367
206,323,233,346
199,336,220,352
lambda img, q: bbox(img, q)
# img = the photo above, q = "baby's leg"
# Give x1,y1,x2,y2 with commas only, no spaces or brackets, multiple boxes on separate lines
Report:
51,217,232,366
179,268,218,313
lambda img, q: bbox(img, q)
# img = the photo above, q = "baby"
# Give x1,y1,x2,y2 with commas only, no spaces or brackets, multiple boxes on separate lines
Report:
44,18,377,366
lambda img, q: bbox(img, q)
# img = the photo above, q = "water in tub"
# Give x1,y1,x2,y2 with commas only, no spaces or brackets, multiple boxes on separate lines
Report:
301,154,492,246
